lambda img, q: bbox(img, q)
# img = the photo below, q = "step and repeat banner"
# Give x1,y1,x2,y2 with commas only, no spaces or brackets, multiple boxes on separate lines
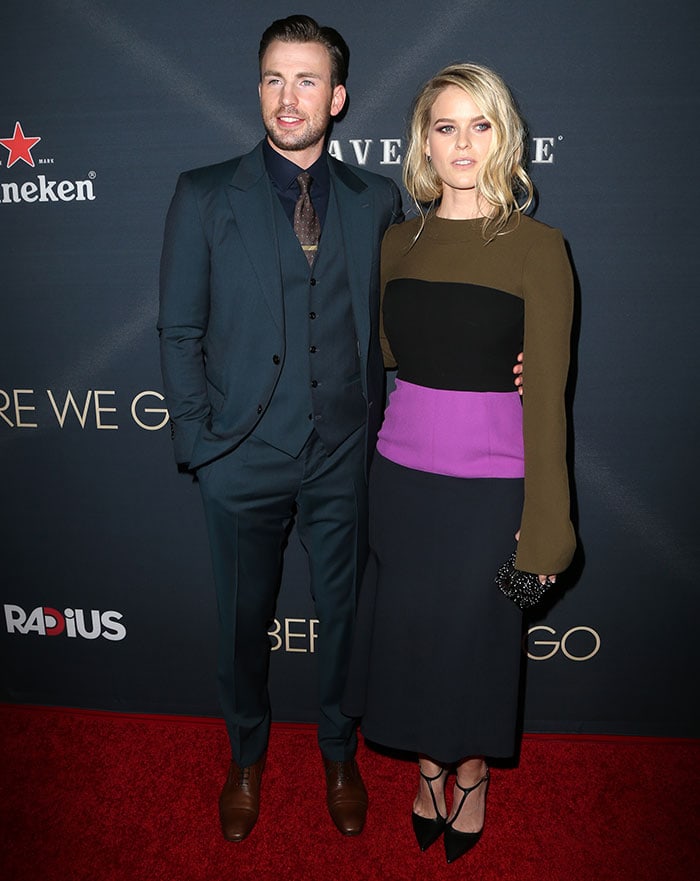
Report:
2,0,698,737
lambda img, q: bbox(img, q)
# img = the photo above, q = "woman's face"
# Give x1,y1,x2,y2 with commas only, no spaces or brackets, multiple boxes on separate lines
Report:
425,85,493,197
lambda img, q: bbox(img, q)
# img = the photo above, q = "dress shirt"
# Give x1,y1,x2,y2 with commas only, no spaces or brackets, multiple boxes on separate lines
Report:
263,138,330,231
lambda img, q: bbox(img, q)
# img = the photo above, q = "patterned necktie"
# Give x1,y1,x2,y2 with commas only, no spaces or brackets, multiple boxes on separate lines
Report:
293,172,320,265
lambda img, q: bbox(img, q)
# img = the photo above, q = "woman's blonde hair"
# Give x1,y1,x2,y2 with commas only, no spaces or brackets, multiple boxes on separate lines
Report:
403,63,534,240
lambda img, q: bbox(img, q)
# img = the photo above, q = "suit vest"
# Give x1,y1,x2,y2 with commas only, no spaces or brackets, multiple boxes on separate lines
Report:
253,186,366,456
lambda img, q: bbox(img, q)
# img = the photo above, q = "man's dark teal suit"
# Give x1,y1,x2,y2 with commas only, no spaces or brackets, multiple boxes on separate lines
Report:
158,141,402,765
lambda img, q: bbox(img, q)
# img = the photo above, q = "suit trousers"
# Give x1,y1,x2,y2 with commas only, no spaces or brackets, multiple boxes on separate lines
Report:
196,425,368,766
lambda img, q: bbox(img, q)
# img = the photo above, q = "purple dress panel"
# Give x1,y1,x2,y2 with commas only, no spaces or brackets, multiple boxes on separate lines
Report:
377,378,524,479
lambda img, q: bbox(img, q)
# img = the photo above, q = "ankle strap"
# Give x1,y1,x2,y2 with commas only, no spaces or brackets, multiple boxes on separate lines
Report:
419,766,446,783
455,769,490,795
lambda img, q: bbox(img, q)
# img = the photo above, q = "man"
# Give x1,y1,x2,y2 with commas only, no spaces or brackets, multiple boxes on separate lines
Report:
158,15,402,842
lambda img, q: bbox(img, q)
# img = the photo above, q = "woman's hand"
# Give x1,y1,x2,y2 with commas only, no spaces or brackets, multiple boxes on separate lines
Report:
515,530,556,584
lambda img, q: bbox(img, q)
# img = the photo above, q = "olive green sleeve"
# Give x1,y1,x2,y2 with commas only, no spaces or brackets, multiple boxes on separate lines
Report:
515,228,576,574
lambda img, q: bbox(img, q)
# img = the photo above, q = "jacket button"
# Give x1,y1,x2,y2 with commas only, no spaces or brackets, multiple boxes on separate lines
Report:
272,354,280,364
311,380,318,388
309,345,317,353
309,311,317,319
310,278,317,286
257,404,263,414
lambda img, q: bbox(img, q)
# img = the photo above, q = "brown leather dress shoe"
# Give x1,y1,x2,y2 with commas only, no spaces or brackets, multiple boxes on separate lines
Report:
323,757,368,836
218,753,266,842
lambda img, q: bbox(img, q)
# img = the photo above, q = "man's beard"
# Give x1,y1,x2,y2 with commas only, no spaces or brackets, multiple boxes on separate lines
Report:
263,106,331,154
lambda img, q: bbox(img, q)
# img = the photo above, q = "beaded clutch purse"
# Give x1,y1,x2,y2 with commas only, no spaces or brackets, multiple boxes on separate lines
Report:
494,551,554,610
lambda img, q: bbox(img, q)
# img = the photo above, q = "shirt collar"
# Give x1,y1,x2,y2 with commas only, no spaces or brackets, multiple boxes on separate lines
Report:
262,138,330,193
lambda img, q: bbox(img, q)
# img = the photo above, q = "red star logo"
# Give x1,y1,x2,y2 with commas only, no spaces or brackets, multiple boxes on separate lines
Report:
0,121,42,168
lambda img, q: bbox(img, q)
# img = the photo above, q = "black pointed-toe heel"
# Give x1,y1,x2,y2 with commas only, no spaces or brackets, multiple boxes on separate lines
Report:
444,769,489,864
411,766,447,851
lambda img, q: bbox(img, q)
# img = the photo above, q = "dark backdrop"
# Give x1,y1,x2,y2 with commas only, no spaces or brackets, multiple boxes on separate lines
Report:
2,0,699,737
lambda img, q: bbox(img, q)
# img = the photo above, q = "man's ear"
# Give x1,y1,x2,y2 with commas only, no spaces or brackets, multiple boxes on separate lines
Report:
330,84,347,118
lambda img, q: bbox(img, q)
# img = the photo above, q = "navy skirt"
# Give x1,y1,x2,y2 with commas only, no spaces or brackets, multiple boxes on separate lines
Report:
342,453,525,763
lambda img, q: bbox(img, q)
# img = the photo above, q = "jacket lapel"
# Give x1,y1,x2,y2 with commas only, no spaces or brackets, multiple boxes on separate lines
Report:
329,158,374,354
225,143,284,331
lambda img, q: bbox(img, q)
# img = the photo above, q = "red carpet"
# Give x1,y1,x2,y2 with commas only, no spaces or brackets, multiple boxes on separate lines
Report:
1,704,698,881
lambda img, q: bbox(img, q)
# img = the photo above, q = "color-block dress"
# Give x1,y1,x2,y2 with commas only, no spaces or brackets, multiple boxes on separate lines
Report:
342,212,576,763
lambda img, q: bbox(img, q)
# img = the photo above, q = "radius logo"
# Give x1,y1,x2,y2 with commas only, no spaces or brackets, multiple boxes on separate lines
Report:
0,119,97,205
4,604,126,641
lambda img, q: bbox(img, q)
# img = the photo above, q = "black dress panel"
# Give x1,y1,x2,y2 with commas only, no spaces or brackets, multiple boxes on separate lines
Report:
383,278,524,391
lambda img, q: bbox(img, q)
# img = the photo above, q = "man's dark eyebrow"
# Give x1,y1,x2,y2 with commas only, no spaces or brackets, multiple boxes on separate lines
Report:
262,69,322,79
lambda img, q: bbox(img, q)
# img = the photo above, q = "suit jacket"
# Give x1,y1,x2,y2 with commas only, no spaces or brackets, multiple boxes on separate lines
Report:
158,141,403,471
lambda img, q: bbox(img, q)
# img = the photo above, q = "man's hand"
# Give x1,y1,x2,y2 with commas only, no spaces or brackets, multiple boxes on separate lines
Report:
513,351,524,396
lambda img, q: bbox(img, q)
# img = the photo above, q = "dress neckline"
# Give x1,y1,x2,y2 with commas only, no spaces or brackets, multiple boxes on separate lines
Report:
422,212,485,242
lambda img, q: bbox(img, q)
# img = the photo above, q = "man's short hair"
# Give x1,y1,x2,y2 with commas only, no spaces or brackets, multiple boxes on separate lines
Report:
258,14,350,87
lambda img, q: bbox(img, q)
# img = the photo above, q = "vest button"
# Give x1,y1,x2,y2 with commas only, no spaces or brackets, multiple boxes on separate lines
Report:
272,354,280,364
311,380,318,388
309,345,317,353
310,278,317,286
309,311,317,319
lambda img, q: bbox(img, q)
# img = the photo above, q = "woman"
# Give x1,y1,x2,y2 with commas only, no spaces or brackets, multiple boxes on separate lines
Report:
342,63,576,863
